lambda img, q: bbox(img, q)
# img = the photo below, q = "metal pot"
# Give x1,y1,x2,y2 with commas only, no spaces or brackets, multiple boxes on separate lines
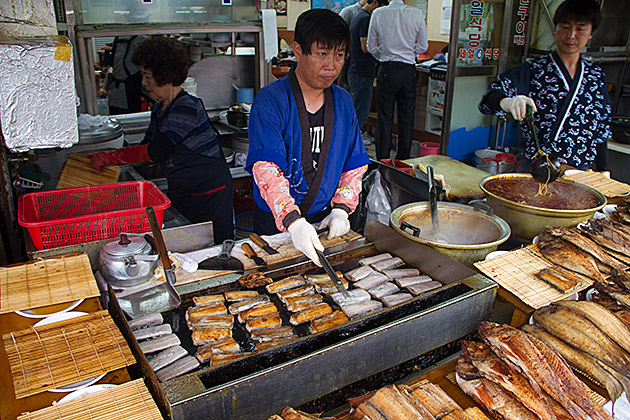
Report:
390,202,511,266
99,233,159,287
479,174,606,241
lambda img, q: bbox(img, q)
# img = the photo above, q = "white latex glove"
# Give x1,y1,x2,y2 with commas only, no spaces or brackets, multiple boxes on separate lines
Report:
500,95,537,121
320,208,351,239
287,217,324,266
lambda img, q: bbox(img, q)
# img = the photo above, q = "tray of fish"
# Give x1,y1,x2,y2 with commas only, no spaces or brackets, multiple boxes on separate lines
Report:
110,221,498,420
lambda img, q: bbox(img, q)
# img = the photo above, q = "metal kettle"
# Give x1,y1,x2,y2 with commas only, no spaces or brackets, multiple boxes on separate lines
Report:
99,233,159,288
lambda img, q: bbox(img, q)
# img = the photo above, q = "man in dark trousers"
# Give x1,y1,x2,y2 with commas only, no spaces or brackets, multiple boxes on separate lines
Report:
367,0,427,160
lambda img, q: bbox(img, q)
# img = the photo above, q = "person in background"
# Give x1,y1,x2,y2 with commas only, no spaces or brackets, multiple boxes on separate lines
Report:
337,0,368,91
246,9,369,266
479,0,610,173
89,37,234,243
348,0,388,134
108,35,148,115
367,0,428,161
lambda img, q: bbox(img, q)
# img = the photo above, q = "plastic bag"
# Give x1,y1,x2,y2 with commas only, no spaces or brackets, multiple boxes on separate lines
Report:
365,169,392,226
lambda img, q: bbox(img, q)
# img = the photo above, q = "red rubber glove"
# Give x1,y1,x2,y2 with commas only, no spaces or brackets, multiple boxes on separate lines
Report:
88,144,151,172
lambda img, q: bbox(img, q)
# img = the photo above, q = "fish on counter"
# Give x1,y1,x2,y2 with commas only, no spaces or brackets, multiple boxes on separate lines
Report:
395,275,433,289
345,265,376,282
330,289,371,307
382,268,420,279
593,281,630,307
274,407,334,420
237,302,279,323
341,300,383,319
266,275,307,294
127,312,163,330
132,323,172,341
284,294,324,313
367,282,400,300
156,355,199,382
289,303,333,325
148,345,188,372
309,310,350,333
381,293,413,307
370,256,405,272
537,237,605,282
224,290,261,302
580,225,630,265
407,380,463,419
192,294,225,306
250,325,295,342
196,337,241,363
186,303,228,320
277,285,316,303
359,253,392,267
139,333,181,354
191,327,232,346
353,385,427,420
228,295,270,315
406,281,442,296
478,321,612,420
353,272,389,290
245,313,283,332
534,265,588,294
187,314,234,330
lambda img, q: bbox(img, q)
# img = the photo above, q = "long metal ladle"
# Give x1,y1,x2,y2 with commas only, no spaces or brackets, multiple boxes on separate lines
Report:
526,106,561,185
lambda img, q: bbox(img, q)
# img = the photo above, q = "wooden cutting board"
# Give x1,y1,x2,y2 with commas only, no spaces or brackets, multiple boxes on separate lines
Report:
564,170,630,198
57,152,120,189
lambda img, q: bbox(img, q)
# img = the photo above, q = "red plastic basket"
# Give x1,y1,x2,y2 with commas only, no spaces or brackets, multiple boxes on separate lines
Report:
18,181,171,250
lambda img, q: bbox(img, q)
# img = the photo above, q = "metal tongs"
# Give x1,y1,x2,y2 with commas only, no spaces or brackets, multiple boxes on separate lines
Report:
427,166,440,234
316,249,350,298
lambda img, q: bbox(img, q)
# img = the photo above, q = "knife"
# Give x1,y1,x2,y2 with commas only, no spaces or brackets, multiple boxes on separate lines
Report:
241,243,266,266
249,233,279,255
316,249,350,298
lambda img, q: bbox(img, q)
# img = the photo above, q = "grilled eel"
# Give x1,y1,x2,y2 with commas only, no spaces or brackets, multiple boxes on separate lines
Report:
535,265,589,294
266,275,306,294
289,302,333,325
245,313,282,332
455,355,538,420
478,321,612,420
192,294,225,306
191,327,232,346
461,341,558,420
533,304,630,377
284,294,324,313
309,310,349,333
237,302,278,323
521,324,624,403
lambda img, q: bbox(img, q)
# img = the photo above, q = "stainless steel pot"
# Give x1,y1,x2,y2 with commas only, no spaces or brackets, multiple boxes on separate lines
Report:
390,202,511,266
479,174,607,241
99,233,159,287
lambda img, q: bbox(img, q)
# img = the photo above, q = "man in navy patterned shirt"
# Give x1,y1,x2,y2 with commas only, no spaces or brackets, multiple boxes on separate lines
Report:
479,0,611,172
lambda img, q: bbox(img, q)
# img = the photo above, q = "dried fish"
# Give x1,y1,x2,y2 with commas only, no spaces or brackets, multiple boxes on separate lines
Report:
370,256,405,272
345,265,376,282
580,224,630,262
192,294,225,306
266,275,307,294
237,302,278,323
250,325,295,342
353,272,389,290
534,304,630,377
397,385,439,420
224,290,260,302
330,288,371,307
521,324,623,403
148,345,188,372
191,327,232,346
535,265,587,294
309,310,350,333
341,300,382,319
478,321,613,420
383,268,421,279
593,281,630,307
140,333,181,354
381,293,413,307
186,303,227,321
156,356,199,382
367,282,400,300
132,324,172,341
408,381,461,419
359,253,392,266
128,312,163,330
406,281,442,296
464,407,491,420
210,352,253,367
280,407,334,420
538,237,605,282
461,340,558,420
196,337,241,363
245,313,283,332
289,303,333,325
395,275,433,289
187,314,234,330
227,295,270,315
277,284,316,303
354,385,426,420
284,294,324,313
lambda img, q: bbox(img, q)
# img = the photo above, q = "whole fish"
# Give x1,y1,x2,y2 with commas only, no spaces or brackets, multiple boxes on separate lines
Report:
461,341,558,420
611,268,630,291
587,219,630,251
455,355,539,420
533,305,630,377
616,309,630,329
554,300,630,354
602,216,630,237
538,238,604,282
579,225,630,265
521,324,623,403
478,321,612,420
614,207,630,225
593,281,630,307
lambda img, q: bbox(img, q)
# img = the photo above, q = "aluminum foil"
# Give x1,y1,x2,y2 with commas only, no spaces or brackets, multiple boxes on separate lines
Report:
0,36,78,152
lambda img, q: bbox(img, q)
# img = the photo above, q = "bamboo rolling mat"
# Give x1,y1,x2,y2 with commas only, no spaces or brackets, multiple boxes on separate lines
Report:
56,153,120,189
473,245,593,309
3,310,135,399
564,170,630,198
16,379,163,420
0,253,100,314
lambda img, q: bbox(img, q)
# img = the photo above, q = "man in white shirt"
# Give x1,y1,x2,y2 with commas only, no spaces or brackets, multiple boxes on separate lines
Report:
367,0,427,160
338,0,367,91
